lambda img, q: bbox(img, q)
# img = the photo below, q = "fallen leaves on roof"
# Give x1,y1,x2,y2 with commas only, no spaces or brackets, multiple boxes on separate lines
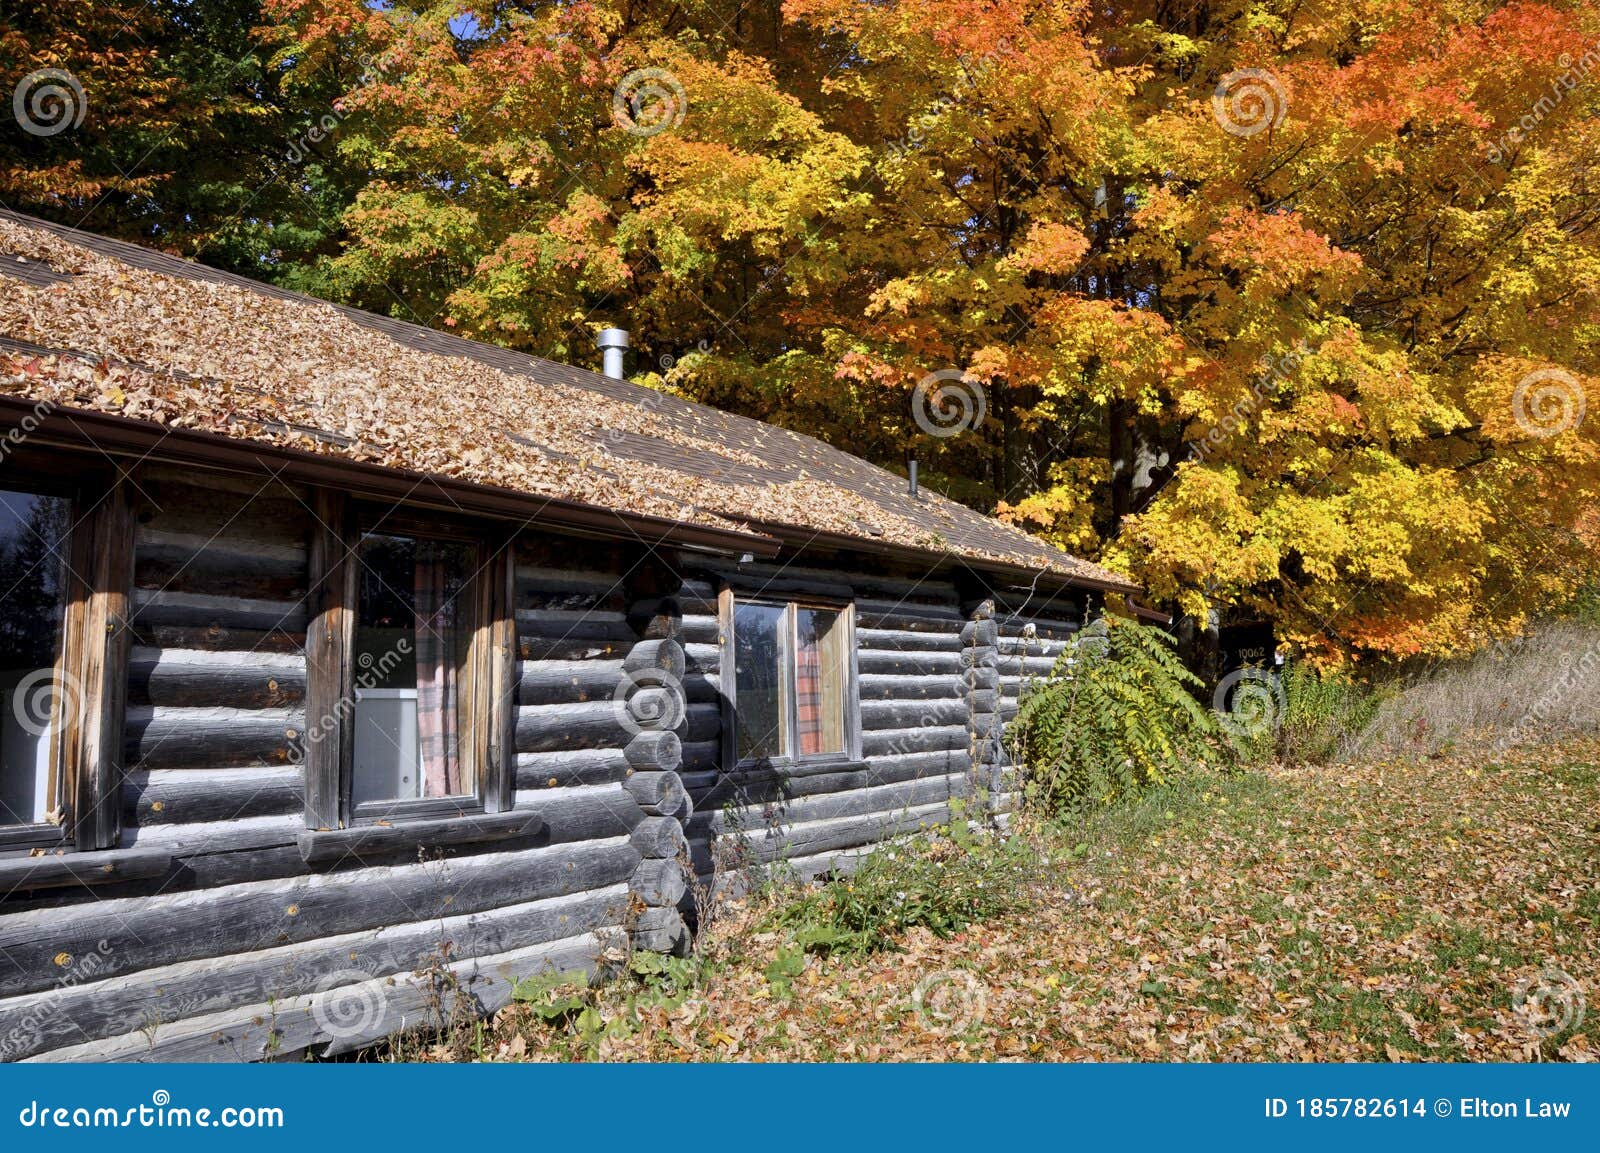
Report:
0,215,1131,586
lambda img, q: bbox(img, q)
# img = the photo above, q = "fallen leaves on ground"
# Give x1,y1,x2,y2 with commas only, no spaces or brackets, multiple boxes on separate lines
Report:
473,739,1598,1062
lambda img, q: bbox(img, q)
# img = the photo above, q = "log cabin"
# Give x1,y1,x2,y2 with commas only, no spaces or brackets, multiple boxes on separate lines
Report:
0,209,1135,1061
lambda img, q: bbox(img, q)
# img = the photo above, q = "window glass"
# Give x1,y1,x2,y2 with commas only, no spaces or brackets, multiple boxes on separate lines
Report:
0,489,71,826
795,607,847,756
351,532,475,806
733,602,787,761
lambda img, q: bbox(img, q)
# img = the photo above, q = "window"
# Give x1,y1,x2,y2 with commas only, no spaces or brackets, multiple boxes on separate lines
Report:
727,596,854,764
351,531,477,811
303,497,516,835
0,488,71,828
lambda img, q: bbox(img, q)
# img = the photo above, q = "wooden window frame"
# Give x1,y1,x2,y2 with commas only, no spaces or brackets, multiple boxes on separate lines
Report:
0,458,133,856
303,493,516,834
719,588,861,771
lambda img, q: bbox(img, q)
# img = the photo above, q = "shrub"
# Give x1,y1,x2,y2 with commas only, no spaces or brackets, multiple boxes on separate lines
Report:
766,812,1036,956
1274,662,1387,766
1010,616,1226,814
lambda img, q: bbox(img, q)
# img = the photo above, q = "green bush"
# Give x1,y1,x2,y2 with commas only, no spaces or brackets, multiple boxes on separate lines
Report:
1274,662,1386,765
1010,616,1226,814
766,812,1035,956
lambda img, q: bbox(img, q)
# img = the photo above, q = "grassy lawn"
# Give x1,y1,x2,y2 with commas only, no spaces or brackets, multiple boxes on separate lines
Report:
433,739,1600,1063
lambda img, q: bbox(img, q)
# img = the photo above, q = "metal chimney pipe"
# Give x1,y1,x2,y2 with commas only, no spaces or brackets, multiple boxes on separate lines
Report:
908,452,919,499
596,328,629,379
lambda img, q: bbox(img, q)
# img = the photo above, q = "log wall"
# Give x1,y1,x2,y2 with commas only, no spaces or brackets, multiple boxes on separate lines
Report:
0,468,648,1062
0,463,1095,1062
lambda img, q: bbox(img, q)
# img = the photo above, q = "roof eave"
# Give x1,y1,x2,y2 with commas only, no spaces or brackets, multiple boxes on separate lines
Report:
743,519,1142,597
0,396,782,559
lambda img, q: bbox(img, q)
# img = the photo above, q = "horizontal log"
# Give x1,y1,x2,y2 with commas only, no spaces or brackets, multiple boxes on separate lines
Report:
515,700,713,754
126,705,303,769
858,673,961,701
0,886,627,1061
128,649,306,709
515,609,633,645
0,848,172,896
680,739,719,773
856,650,962,676
694,802,953,869
29,931,609,1063
128,623,305,654
682,642,720,673
856,627,961,653
130,589,309,633
860,698,967,730
134,538,306,601
515,748,630,789
689,774,970,838
120,814,303,855
0,838,641,1000
518,636,630,662
123,765,303,826
677,615,719,645
298,811,546,866
861,724,968,758
516,659,624,705
512,783,644,843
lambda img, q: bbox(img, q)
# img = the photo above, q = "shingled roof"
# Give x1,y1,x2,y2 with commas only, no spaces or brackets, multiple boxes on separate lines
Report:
0,209,1134,593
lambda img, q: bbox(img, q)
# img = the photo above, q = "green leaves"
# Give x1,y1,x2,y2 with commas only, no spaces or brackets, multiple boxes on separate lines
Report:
1012,616,1228,815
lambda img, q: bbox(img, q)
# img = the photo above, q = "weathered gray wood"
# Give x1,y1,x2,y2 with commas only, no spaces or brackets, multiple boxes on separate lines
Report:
515,748,630,789
120,814,303,855
27,931,609,1063
630,816,689,860
298,810,546,866
0,848,171,895
623,770,688,818
134,543,306,601
679,739,718,773
961,618,999,646
859,698,967,730
123,765,304,826
128,623,305,654
130,589,309,633
858,673,961,701
856,627,962,653
677,615,719,645
623,730,681,772
622,638,685,680
682,642,720,673
515,701,713,754
518,636,630,662
697,801,953,867
512,783,644,843
856,650,962,676
630,858,686,906
517,659,624,705
0,837,640,999
515,609,633,647
128,649,306,709
631,906,689,954
689,774,970,838
126,705,303,769
0,886,627,1061
861,724,968,757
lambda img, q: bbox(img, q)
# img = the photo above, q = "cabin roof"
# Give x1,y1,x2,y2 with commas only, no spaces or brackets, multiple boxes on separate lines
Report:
0,209,1135,593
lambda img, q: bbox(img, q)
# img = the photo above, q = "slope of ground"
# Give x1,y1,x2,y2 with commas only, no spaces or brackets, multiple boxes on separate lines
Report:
416,740,1599,1063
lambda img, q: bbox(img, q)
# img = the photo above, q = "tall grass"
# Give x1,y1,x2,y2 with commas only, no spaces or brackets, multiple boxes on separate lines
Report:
1353,622,1600,759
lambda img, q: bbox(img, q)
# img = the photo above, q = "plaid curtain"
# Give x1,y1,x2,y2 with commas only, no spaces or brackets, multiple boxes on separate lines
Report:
414,548,461,796
795,628,823,756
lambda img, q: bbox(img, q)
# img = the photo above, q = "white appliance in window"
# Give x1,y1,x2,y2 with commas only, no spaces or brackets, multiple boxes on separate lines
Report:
351,687,419,806
0,685,52,824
